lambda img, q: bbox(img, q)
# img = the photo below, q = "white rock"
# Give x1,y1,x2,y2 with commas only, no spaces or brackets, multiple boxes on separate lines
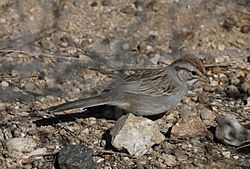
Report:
6,137,37,153
218,44,225,51
1,81,9,88
222,151,231,158
0,18,6,24
210,80,218,87
110,113,165,157
28,148,47,158
247,97,250,107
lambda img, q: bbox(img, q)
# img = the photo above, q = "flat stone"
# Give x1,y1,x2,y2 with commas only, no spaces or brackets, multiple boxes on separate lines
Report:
171,117,207,138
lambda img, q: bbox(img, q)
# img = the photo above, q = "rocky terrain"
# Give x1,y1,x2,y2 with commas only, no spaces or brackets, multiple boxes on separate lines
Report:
0,0,249,168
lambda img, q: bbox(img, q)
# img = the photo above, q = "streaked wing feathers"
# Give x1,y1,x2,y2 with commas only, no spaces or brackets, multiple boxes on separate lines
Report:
121,68,177,96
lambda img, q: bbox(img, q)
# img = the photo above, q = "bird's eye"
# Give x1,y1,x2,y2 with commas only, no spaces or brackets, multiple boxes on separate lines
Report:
191,71,197,76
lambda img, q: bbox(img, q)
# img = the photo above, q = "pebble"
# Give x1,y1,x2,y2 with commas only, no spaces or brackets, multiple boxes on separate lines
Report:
226,85,240,97
210,79,218,87
211,66,221,74
120,4,136,14
110,113,165,157
122,43,129,50
218,44,225,51
171,117,207,138
198,105,216,126
219,74,229,83
241,74,250,95
222,151,231,158
27,148,47,158
25,82,35,91
198,93,209,104
0,18,6,24
233,155,239,160
101,0,111,6
247,97,250,107
0,102,6,110
240,25,250,33
1,81,9,88
163,154,177,167
146,45,154,52
229,73,240,85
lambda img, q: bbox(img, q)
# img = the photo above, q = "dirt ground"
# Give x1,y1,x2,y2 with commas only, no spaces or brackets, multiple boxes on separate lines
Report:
0,0,249,168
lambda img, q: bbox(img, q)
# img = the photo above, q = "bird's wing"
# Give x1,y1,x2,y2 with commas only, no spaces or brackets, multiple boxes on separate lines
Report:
119,68,178,96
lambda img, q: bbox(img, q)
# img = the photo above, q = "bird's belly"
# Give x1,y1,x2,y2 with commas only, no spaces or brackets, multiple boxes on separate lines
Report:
115,93,185,116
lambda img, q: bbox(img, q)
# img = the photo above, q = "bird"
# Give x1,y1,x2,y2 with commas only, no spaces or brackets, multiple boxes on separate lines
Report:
47,55,209,116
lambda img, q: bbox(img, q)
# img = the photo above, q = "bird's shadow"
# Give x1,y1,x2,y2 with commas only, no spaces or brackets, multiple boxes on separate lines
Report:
34,105,165,127
34,105,123,127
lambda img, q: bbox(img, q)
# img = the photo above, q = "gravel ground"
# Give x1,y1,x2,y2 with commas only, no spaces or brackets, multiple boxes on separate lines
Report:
0,0,249,168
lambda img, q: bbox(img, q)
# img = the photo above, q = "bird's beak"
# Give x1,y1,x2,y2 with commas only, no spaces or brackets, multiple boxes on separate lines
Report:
200,74,210,83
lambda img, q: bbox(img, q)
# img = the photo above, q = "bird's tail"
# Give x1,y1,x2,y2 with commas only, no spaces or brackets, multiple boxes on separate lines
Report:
47,93,113,113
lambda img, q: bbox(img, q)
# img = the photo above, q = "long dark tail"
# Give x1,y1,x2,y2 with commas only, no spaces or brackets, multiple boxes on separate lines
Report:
47,93,113,113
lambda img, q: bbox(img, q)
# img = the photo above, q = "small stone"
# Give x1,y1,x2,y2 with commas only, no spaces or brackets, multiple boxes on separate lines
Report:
210,80,218,87
23,164,32,169
136,158,148,165
6,137,37,153
58,144,95,169
120,4,136,14
28,148,47,158
110,113,165,157
222,151,231,158
11,70,19,76
241,75,250,95
0,18,6,24
198,105,216,126
25,82,35,91
146,45,154,52
171,117,207,138
211,66,221,74
240,25,250,33
219,74,229,83
198,93,209,104
122,43,129,50
163,154,177,167
247,97,250,107
0,102,6,110
1,81,9,88
101,0,111,6
218,44,225,51
228,72,240,85
233,155,239,160
226,85,240,97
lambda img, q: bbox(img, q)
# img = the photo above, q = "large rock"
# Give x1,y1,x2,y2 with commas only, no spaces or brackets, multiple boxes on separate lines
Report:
215,115,250,147
110,113,165,157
